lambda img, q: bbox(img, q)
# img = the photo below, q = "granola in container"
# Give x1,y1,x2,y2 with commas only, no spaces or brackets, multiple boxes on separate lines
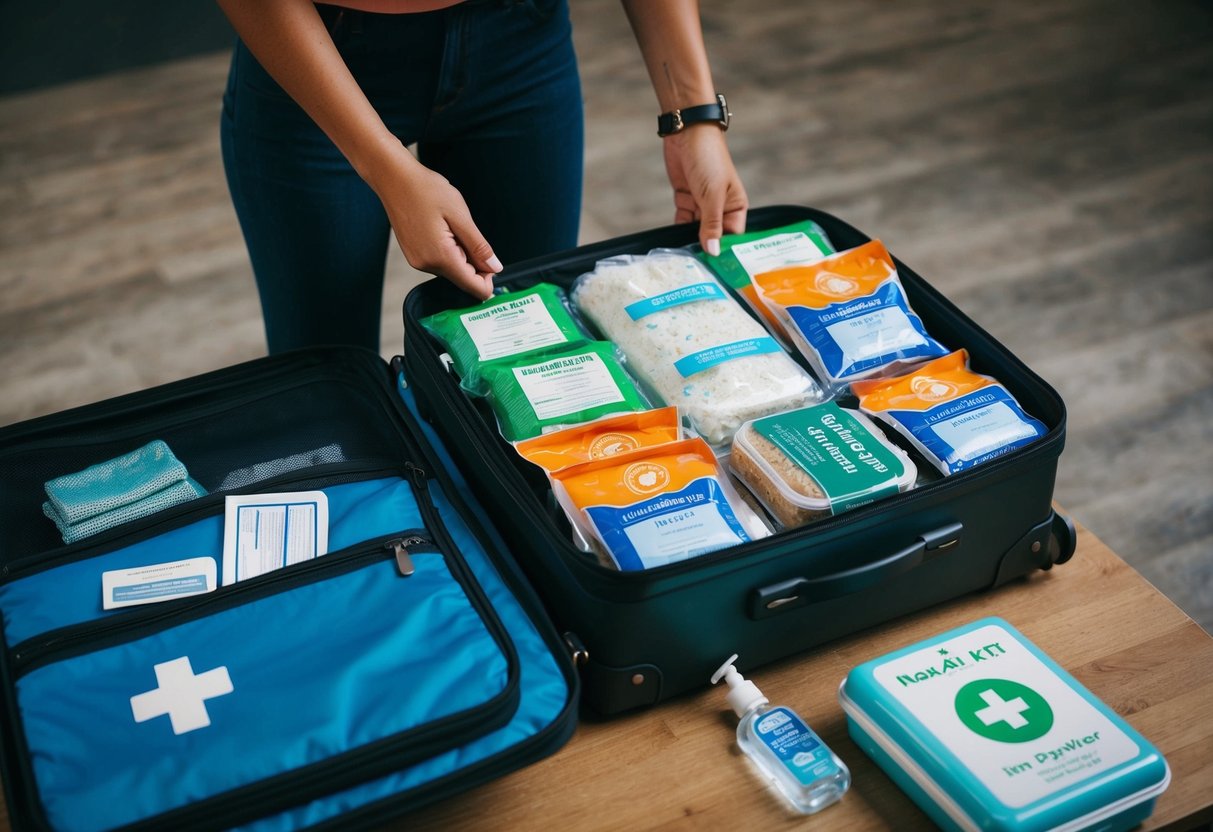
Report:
730,401,916,529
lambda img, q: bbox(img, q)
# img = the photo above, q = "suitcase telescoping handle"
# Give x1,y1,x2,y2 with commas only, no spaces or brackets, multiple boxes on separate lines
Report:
748,522,964,619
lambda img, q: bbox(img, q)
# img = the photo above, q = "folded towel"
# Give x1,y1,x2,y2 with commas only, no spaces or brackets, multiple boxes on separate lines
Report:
44,440,190,525
43,477,207,544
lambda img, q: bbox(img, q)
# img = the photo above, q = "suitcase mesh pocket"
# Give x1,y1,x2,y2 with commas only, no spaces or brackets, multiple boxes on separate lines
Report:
0,367,411,565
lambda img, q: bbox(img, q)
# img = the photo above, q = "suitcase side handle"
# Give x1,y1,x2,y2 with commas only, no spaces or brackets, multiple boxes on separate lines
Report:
747,523,963,619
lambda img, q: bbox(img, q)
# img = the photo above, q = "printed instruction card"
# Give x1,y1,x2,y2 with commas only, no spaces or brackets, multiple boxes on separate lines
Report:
102,556,217,609
222,490,329,585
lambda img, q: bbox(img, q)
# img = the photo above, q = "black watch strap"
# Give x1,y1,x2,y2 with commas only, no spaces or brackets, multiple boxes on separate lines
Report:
657,93,730,137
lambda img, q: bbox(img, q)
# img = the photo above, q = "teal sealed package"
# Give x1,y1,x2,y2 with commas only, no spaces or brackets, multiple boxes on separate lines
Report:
839,617,1169,832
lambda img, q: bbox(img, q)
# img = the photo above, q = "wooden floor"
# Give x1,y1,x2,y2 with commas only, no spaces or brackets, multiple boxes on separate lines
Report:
1,0,1210,633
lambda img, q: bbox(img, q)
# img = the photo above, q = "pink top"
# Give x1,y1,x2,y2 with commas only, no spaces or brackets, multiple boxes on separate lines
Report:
327,0,463,12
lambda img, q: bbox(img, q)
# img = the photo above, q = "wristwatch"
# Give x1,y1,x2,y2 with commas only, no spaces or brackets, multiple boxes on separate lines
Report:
657,93,731,137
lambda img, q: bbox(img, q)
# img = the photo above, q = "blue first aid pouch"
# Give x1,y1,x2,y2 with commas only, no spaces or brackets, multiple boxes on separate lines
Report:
0,348,577,831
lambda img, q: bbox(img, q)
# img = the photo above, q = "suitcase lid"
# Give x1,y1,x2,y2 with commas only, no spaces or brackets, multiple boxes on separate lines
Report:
837,616,1169,832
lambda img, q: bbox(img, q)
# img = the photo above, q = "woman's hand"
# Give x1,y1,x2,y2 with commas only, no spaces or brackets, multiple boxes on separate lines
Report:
216,0,500,301
662,124,748,255
367,145,501,300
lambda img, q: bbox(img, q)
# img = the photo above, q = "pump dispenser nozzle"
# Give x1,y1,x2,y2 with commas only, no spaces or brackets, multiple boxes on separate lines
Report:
711,654,769,717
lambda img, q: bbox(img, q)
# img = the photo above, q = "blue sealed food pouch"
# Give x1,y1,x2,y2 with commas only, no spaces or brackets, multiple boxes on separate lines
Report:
853,350,1049,476
753,240,950,392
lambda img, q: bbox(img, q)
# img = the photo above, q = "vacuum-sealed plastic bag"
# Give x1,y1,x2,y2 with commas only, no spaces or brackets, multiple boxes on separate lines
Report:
853,350,1049,475
420,283,586,384
700,220,835,341
515,407,682,473
573,250,824,446
472,342,648,442
552,438,769,571
753,240,949,392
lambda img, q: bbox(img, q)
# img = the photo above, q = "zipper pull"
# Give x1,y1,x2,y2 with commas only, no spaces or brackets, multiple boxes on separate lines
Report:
387,539,416,577
405,461,427,485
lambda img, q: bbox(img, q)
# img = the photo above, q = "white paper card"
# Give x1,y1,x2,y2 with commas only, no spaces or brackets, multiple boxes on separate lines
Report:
222,491,329,585
102,557,217,609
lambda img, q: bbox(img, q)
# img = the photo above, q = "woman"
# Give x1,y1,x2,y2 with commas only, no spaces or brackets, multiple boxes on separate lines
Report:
219,0,748,352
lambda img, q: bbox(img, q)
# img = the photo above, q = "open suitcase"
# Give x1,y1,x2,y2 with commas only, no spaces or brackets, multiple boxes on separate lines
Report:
402,204,1075,715
0,349,578,831
0,205,1074,829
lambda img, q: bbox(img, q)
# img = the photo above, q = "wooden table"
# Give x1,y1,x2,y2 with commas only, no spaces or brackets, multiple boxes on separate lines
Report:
406,520,1213,831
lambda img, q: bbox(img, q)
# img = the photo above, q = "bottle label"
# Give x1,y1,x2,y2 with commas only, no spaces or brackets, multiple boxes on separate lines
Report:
754,706,841,786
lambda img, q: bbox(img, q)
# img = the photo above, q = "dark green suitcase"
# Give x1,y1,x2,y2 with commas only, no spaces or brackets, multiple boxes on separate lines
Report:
403,205,1074,715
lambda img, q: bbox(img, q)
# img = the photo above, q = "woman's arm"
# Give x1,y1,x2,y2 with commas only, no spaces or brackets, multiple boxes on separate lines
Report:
216,0,500,298
620,0,748,254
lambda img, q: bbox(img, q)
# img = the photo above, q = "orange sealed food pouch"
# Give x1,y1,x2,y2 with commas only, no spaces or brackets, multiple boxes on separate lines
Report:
853,350,1049,476
753,240,949,391
551,438,768,571
515,407,681,473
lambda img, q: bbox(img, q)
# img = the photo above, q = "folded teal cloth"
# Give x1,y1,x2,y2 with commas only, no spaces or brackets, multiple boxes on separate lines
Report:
42,440,206,544
42,478,207,544
44,440,191,524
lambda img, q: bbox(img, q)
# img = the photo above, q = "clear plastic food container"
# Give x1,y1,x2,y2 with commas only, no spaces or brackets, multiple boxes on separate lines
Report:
730,401,916,528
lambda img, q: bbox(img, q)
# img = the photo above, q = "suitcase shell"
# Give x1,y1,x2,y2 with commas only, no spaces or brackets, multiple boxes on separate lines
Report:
403,205,1074,715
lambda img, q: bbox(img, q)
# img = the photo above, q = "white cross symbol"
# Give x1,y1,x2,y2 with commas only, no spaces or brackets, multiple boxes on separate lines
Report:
129,656,234,735
973,688,1030,729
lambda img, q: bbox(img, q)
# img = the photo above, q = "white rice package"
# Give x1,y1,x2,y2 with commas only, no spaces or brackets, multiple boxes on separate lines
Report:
572,250,825,446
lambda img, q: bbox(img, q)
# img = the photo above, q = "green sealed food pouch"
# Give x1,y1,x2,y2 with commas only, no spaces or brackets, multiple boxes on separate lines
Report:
420,283,587,382
699,220,836,342
475,342,649,442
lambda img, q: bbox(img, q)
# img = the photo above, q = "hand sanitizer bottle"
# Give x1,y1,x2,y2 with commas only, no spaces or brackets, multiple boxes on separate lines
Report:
711,654,850,814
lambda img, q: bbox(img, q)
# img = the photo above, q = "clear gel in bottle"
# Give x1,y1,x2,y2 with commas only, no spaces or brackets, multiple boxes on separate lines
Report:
711,654,850,814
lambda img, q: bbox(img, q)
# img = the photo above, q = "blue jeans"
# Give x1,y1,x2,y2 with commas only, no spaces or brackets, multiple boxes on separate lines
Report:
221,0,584,353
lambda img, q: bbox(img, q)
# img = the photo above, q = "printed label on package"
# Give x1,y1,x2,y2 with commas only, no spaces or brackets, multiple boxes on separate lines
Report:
585,476,749,570
751,402,904,512
511,353,626,421
673,336,783,377
731,232,830,278
460,293,568,361
888,387,1048,475
786,281,947,381
625,282,727,320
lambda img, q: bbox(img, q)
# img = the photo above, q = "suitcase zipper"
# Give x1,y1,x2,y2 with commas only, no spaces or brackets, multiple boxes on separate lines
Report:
9,530,439,674
1,461,406,582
